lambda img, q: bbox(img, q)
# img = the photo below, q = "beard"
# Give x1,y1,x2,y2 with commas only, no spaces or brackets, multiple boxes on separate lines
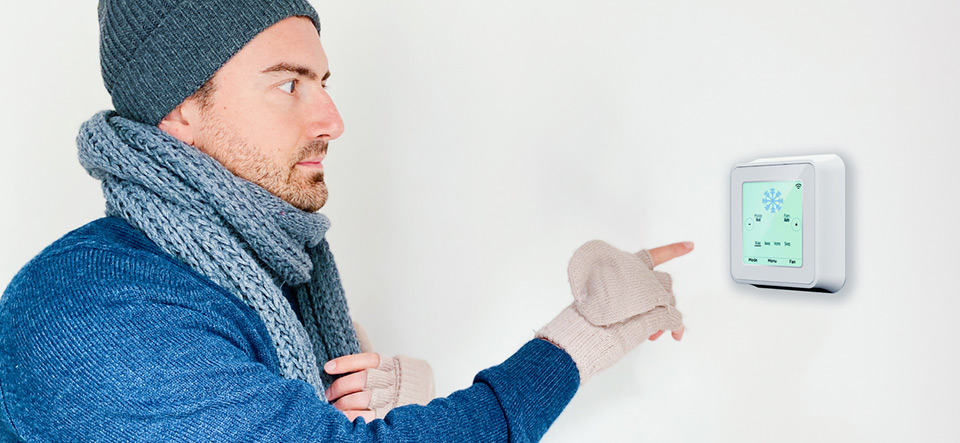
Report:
194,111,329,213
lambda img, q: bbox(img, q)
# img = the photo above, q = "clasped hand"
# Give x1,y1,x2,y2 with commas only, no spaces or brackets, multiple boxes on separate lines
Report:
323,353,381,422
325,351,435,422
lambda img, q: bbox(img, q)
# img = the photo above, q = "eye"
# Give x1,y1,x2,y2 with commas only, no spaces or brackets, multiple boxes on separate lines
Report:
278,79,297,94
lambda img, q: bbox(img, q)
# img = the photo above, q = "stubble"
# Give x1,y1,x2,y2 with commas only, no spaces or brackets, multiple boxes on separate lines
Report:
195,111,330,212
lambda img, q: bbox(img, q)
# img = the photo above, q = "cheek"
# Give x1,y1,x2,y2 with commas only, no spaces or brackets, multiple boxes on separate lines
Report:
260,125,304,164
225,108,304,162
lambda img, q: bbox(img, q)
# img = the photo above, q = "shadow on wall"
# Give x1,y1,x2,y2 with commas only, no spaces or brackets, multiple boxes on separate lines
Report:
730,149,857,305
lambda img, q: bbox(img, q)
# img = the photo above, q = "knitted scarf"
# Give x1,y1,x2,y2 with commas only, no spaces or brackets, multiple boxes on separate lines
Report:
76,110,360,399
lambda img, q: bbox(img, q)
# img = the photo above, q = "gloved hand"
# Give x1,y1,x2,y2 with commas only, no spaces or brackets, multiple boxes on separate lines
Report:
325,323,436,421
365,354,435,418
537,240,690,382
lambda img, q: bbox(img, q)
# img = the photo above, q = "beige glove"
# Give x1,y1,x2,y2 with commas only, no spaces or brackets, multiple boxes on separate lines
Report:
537,240,684,382
352,321,436,419
364,355,436,418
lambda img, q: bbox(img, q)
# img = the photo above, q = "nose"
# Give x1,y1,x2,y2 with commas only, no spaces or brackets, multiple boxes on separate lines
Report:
306,87,344,141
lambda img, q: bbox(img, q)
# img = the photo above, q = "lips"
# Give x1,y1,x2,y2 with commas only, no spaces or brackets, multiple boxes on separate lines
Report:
297,155,325,167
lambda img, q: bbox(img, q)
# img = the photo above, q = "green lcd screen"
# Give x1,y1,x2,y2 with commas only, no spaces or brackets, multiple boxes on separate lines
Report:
742,181,803,267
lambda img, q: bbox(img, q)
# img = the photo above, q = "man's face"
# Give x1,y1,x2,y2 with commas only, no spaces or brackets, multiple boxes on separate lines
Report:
187,16,343,212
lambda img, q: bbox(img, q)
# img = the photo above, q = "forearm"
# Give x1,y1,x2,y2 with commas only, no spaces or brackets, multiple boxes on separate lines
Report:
345,339,579,442
2,248,580,442
4,333,576,443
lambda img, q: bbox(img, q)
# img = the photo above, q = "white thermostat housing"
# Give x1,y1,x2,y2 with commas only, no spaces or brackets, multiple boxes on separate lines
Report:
730,154,845,293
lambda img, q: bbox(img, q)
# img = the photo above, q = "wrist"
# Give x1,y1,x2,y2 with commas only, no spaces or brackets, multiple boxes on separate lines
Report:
536,304,614,383
394,355,435,407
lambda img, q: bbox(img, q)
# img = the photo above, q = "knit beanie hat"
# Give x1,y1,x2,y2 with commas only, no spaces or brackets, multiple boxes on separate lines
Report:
98,0,321,125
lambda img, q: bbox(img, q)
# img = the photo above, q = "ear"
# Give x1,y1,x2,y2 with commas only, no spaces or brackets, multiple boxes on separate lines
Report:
157,100,201,146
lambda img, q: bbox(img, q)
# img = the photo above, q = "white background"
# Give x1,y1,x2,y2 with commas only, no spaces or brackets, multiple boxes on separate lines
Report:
2,1,959,441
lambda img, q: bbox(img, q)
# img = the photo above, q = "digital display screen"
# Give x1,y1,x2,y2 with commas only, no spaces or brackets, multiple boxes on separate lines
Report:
742,180,803,267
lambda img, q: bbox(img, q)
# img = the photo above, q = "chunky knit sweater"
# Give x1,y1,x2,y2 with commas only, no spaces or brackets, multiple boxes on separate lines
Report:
0,218,578,442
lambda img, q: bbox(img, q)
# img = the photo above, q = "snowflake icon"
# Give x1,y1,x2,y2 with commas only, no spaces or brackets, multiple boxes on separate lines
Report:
762,188,784,214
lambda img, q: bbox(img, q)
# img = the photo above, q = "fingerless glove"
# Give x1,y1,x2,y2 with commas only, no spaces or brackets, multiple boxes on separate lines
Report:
537,240,684,382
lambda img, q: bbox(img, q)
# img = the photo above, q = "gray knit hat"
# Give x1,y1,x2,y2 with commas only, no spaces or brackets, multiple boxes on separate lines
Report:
98,0,321,125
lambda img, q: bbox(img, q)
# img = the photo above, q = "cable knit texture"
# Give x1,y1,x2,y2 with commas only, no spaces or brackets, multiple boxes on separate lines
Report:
76,110,360,397
537,240,684,382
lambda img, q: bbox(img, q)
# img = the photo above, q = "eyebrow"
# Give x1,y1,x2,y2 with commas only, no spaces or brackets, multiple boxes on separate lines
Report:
260,63,330,81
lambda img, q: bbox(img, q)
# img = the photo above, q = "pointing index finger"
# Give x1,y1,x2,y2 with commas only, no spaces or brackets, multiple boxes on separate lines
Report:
646,241,694,268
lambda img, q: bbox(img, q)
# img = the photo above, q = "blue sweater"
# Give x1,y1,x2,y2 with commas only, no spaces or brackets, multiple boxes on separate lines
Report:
0,218,578,442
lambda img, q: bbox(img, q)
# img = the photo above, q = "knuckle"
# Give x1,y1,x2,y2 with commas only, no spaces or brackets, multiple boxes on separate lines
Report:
348,371,365,391
328,380,343,396
335,394,356,410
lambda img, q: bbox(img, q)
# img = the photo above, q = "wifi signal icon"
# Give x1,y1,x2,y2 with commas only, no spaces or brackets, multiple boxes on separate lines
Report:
795,182,802,189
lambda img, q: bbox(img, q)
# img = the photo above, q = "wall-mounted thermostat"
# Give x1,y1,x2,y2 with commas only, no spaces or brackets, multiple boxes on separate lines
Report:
730,154,845,292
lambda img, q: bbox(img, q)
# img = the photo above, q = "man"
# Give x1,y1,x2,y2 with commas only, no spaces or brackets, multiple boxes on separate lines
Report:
0,0,688,441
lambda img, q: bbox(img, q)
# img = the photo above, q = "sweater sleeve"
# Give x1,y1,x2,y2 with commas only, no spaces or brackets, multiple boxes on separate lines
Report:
0,242,578,443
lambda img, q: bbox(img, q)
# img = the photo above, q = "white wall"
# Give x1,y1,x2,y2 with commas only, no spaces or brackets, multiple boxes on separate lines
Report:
2,1,958,441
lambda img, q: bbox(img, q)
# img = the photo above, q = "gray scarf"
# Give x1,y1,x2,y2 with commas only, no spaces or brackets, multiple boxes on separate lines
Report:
76,110,360,399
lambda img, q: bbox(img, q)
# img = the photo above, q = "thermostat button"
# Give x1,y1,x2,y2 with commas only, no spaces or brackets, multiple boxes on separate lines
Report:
792,218,802,232
745,218,755,231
